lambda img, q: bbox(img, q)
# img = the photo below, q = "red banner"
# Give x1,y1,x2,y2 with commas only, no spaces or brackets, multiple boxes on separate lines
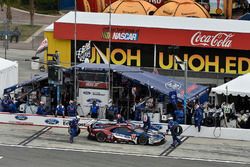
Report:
55,22,250,51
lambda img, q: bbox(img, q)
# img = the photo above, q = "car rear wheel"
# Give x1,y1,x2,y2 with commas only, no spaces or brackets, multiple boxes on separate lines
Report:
137,134,148,145
96,132,107,142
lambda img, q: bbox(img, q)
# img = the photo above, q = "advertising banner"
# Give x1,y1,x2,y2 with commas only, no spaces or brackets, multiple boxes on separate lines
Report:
0,113,96,128
77,88,109,116
72,41,250,75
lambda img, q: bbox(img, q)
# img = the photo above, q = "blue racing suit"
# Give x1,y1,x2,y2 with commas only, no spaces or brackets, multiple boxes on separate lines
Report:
167,120,181,147
69,118,80,143
67,104,77,117
135,103,145,121
194,107,203,132
143,114,151,131
36,105,46,115
117,116,125,123
90,104,99,118
174,109,184,124
56,105,65,117
1,99,12,112
107,105,119,121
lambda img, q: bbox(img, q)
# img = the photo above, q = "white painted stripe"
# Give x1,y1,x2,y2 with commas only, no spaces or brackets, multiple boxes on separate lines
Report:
168,156,250,165
0,143,249,165
0,143,161,158
0,156,3,159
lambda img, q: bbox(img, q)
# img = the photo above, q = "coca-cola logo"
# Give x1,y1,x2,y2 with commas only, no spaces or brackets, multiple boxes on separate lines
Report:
191,31,234,48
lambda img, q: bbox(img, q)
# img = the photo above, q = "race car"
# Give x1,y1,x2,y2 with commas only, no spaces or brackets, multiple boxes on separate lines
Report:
87,121,165,145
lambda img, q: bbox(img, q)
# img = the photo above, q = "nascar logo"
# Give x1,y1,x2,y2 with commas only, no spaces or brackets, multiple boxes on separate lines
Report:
102,32,138,41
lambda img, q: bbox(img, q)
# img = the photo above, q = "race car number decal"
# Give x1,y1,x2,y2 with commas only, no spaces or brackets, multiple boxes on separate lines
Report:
131,134,137,140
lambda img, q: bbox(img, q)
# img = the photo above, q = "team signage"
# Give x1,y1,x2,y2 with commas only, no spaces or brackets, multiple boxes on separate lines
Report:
72,41,250,75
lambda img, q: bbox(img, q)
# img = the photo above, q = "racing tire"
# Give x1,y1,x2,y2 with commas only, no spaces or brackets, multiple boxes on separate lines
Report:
172,125,183,136
76,128,81,136
96,132,107,142
204,117,214,127
137,134,148,145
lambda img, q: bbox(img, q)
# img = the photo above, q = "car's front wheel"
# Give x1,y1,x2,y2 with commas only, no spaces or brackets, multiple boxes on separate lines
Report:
137,134,148,145
96,132,107,142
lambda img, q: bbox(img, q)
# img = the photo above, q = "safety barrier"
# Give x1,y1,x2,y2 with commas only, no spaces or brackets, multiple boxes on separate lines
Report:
1,112,250,141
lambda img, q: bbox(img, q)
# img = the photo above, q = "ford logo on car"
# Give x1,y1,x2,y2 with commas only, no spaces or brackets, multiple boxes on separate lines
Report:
45,119,59,125
15,115,28,121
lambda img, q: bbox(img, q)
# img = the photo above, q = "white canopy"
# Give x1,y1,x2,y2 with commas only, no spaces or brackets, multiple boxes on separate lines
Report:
0,58,18,97
211,73,250,97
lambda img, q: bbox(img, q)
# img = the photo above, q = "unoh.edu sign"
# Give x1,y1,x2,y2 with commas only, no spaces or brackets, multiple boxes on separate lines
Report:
72,41,250,75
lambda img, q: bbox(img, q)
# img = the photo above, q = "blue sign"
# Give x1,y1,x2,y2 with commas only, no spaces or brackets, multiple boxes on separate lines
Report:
45,119,59,125
15,115,28,121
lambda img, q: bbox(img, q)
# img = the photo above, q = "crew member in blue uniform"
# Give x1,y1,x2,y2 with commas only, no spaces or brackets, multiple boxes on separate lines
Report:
90,101,99,118
107,103,119,121
167,117,182,147
55,103,65,117
194,104,203,132
67,100,77,117
142,113,151,131
36,101,47,115
68,116,80,143
9,99,17,113
134,98,145,121
174,108,184,124
116,113,125,123
1,94,12,112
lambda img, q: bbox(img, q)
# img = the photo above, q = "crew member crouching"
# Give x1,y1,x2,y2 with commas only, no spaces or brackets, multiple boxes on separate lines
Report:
68,116,81,143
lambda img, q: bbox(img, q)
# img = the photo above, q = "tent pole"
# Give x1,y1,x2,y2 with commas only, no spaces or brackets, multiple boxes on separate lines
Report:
153,44,156,72
108,0,112,101
74,0,77,101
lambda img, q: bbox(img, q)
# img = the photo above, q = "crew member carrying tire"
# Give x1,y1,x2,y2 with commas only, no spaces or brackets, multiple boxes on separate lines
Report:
166,117,183,147
68,116,81,143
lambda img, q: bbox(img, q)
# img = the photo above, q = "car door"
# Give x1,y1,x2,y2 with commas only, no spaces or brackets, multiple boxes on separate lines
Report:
111,127,133,141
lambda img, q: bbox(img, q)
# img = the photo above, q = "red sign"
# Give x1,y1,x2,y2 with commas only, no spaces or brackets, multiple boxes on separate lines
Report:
191,31,234,48
79,81,108,89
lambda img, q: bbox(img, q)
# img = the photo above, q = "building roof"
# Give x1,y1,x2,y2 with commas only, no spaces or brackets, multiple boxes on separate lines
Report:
44,23,54,32
52,11,250,33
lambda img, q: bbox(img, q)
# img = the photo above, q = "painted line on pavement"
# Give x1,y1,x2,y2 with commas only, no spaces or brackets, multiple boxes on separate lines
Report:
18,127,52,146
182,125,192,133
159,125,192,156
160,136,189,156
0,143,249,165
168,156,250,165
0,156,3,159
